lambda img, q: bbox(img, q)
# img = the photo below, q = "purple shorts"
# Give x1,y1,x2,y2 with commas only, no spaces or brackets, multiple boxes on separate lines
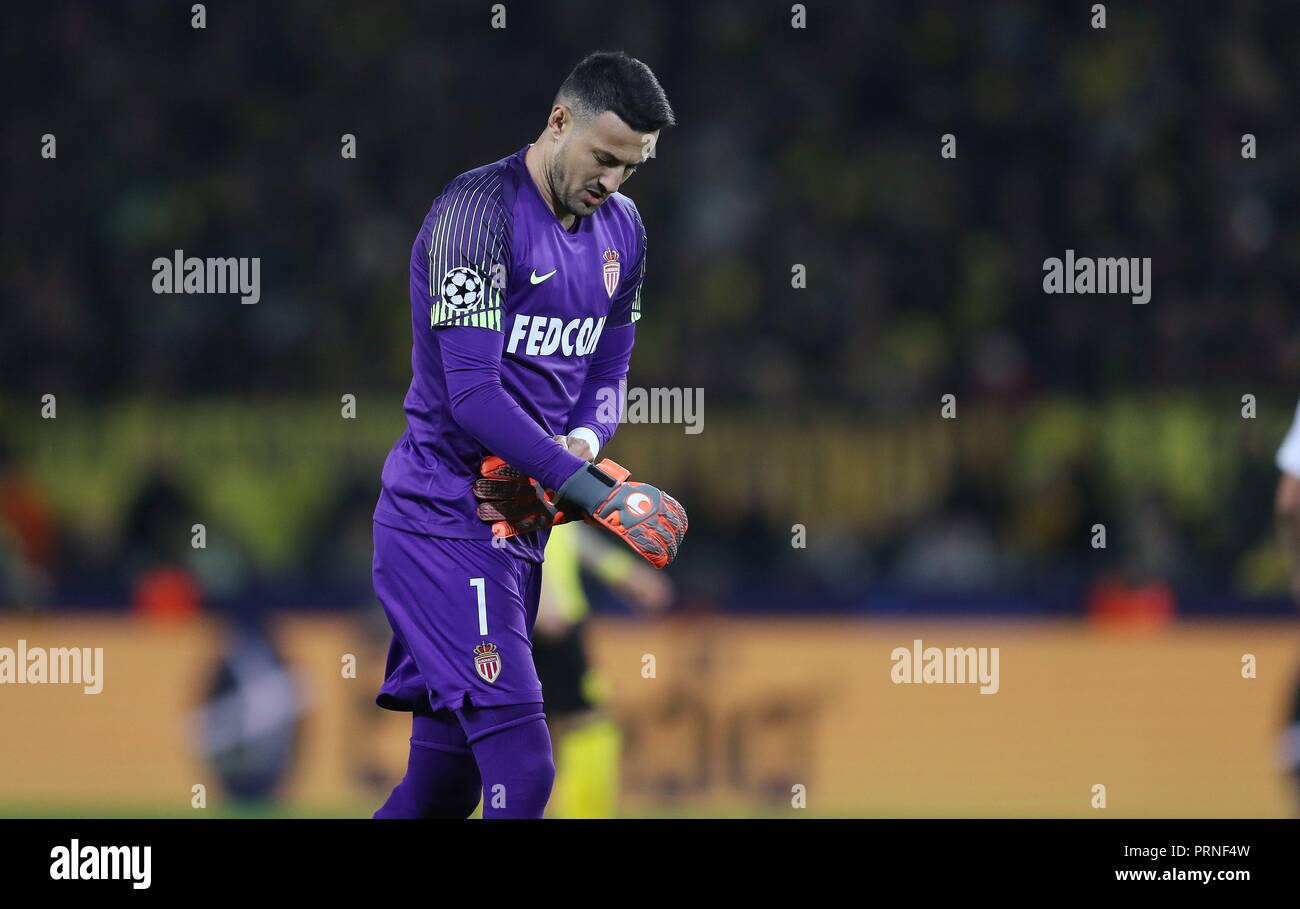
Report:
373,522,544,713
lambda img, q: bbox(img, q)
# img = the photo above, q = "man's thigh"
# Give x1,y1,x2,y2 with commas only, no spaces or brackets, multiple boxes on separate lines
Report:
373,523,544,713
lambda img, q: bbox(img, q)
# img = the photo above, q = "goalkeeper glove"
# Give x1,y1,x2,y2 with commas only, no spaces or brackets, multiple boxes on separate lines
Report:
553,459,688,570
472,456,573,538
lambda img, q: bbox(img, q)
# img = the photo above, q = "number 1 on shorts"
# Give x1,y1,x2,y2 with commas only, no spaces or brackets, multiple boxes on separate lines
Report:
470,577,488,635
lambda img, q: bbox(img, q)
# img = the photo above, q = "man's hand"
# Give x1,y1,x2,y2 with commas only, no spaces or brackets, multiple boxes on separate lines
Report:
554,459,688,569
473,457,567,538
618,565,675,611
474,435,594,539
553,434,595,463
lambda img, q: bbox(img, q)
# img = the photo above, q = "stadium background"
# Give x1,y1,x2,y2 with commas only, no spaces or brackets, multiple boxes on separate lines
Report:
2,0,1299,816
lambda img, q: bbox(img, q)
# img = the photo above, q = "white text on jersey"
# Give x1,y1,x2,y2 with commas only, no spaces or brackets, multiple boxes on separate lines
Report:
506,315,606,357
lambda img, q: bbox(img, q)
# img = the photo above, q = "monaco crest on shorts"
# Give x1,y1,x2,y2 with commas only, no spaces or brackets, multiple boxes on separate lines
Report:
473,641,501,684
602,249,621,299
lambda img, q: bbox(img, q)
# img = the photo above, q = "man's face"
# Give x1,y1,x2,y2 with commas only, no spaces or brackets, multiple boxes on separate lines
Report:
548,109,659,218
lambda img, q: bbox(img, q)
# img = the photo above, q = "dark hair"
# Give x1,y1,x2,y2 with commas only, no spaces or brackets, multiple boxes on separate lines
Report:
555,51,675,133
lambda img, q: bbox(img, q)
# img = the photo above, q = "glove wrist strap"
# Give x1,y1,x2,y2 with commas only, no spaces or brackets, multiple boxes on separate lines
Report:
555,463,618,515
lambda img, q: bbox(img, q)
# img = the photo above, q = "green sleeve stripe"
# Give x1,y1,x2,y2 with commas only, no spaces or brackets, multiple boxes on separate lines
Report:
430,283,502,330
426,169,508,332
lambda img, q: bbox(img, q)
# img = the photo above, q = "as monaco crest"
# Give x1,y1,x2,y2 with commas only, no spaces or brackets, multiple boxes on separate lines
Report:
473,641,501,684
602,249,621,299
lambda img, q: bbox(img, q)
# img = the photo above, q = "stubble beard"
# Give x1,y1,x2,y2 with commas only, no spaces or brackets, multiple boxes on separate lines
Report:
546,153,581,219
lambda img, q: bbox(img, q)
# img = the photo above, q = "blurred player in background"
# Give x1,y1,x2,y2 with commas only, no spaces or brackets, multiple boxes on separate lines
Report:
1272,396,1300,812
370,51,686,820
534,520,674,818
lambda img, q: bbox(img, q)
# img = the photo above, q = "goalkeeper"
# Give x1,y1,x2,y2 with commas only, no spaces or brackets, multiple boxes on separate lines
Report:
371,52,684,820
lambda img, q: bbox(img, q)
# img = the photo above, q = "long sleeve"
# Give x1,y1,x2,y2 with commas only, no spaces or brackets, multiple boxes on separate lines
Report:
566,321,636,454
566,201,645,454
416,167,586,490
440,324,588,491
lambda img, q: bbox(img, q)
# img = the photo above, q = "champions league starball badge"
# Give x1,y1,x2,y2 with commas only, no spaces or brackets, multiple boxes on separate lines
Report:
441,266,485,313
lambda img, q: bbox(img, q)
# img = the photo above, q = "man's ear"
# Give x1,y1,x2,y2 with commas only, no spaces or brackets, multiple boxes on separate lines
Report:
549,104,570,138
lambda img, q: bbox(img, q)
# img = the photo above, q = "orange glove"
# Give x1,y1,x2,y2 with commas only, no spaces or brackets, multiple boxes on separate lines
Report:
472,456,574,539
552,459,688,570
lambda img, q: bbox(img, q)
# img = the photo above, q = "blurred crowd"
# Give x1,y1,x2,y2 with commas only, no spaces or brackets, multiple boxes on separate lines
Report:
2,1,1299,615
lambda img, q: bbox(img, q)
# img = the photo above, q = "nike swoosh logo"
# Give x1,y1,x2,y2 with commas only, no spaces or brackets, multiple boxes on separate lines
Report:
530,269,557,285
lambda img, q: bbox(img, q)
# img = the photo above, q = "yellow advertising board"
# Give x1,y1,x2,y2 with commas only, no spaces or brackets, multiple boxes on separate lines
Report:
0,616,1294,817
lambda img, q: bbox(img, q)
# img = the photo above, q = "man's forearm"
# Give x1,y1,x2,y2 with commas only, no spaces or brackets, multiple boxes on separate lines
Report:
440,327,587,490
567,322,635,453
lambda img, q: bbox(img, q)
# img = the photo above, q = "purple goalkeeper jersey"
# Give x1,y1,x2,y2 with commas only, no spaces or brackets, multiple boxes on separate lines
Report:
374,144,645,563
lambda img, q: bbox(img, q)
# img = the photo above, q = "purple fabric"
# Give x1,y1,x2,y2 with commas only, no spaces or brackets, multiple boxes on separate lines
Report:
373,711,481,819
373,144,646,563
459,703,554,819
565,321,636,453
373,704,554,819
372,523,545,714
440,325,589,491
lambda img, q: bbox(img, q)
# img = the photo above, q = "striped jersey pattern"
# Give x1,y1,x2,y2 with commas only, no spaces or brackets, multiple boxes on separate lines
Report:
427,170,510,330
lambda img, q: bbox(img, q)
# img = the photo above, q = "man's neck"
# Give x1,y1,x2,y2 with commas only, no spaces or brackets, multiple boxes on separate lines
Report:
524,141,577,231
